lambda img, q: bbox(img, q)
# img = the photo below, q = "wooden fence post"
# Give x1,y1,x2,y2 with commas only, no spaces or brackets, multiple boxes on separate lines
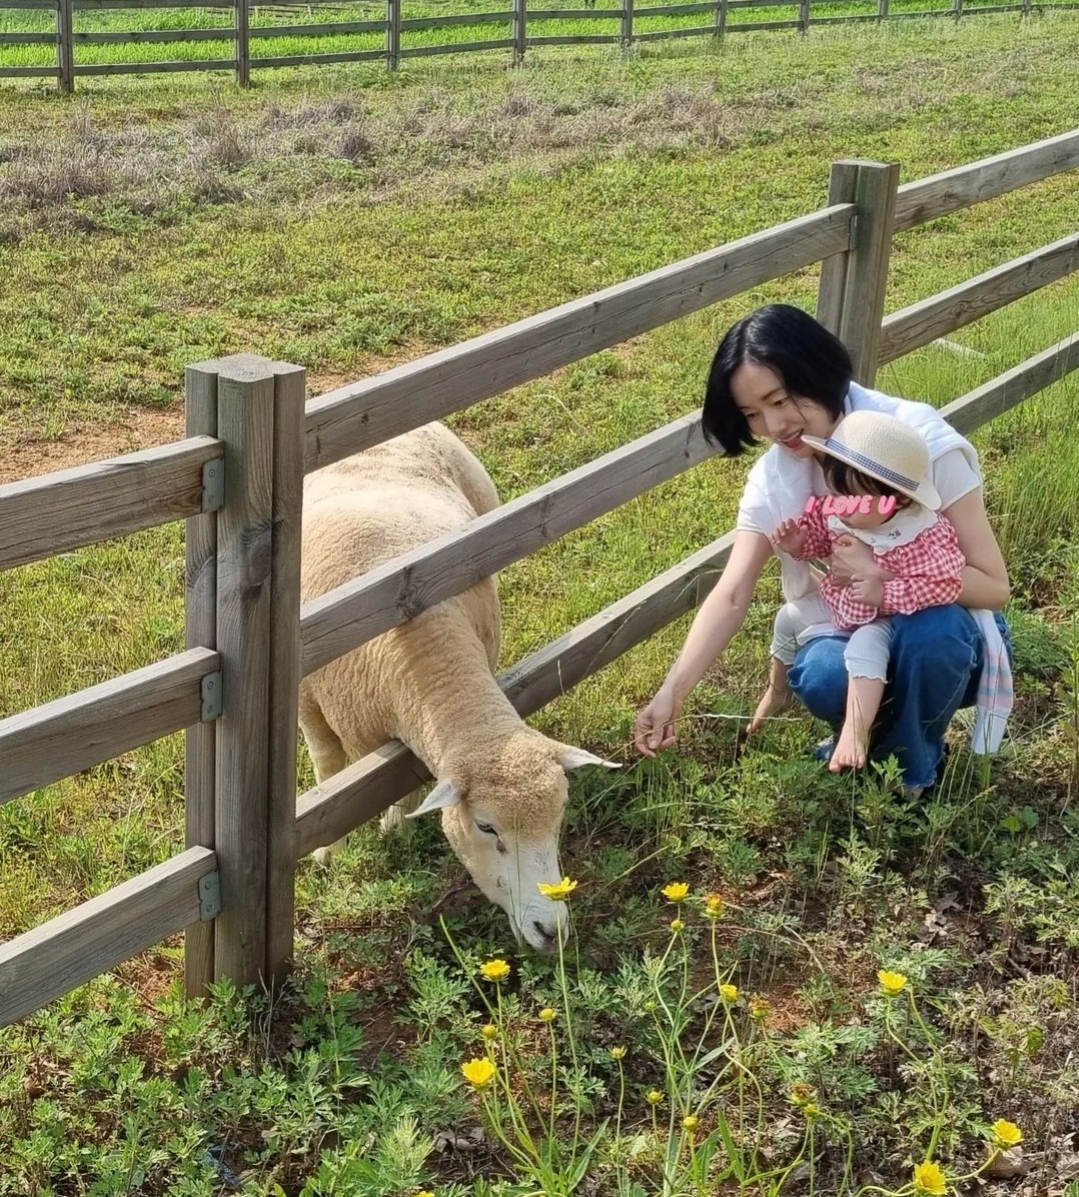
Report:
387,0,400,70
212,357,275,987
815,159,900,387
265,364,305,984
57,0,74,93
621,0,633,47
236,0,251,87
514,0,527,62
715,0,727,39
183,354,304,995
183,362,222,1000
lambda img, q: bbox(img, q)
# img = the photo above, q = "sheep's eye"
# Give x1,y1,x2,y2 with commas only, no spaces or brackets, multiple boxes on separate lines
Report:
475,820,499,837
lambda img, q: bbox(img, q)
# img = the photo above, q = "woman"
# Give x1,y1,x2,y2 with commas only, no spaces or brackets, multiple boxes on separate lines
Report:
633,304,1012,795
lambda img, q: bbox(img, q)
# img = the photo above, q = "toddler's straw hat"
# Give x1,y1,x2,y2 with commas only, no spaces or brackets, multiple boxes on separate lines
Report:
801,410,940,510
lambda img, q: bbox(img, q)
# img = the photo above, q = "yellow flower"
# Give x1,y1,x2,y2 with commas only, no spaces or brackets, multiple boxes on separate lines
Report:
670,918,684,933
662,882,690,902
802,1103,822,1119
460,1057,497,1089
539,1007,557,1023
703,893,725,918
789,1082,816,1107
878,969,908,996
912,1161,948,1196
610,1046,627,1060
720,984,739,1002
415,1192,435,1197
646,1089,665,1105
537,877,578,901
482,1024,498,1040
749,999,771,1021
480,959,511,982
682,1115,699,1131
990,1119,1023,1148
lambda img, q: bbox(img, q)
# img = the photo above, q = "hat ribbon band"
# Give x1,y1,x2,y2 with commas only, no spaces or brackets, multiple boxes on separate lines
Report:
823,439,918,490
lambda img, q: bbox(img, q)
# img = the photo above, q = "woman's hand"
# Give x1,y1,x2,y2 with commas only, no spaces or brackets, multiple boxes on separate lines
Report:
632,531,774,758
634,683,684,757
850,575,884,607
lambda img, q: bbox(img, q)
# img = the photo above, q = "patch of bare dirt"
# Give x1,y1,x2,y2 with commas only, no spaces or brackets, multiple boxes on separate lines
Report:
0,405,185,485
0,346,454,488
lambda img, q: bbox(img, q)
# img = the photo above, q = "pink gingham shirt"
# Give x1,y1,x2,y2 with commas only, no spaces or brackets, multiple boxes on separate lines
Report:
795,506,966,631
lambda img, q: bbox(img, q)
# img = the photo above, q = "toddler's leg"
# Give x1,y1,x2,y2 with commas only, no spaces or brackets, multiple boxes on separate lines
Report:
749,598,825,736
831,620,891,772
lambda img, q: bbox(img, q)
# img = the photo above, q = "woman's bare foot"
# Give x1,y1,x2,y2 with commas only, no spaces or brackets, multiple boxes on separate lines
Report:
747,684,793,736
829,722,868,771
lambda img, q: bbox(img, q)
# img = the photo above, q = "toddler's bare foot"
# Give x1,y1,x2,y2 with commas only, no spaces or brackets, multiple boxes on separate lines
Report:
829,723,868,771
747,685,793,736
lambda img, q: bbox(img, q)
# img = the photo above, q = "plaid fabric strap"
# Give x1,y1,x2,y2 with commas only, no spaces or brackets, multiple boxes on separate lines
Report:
823,439,918,491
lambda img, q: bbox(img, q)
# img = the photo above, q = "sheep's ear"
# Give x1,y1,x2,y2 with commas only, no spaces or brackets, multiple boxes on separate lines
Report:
558,745,621,771
406,779,465,819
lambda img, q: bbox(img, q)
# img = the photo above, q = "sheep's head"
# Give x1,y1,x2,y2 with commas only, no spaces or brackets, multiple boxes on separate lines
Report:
408,732,618,953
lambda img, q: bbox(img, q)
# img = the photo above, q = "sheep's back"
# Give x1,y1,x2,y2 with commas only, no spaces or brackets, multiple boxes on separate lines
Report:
301,483,476,599
299,421,502,670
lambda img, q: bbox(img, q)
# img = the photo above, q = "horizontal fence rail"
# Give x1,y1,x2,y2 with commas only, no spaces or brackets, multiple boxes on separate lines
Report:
4,0,1075,92
892,127,1079,232
294,532,738,855
300,412,713,677
935,329,1079,434
880,232,1079,363
0,847,217,1027
0,436,223,572
0,648,221,807
303,205,854,470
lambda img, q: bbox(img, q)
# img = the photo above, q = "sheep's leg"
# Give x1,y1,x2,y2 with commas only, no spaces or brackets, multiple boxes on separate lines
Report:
380,788,423,834
299,693,350,865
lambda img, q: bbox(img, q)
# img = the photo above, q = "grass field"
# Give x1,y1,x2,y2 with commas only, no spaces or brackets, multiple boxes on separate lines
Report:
2,12,1079,1197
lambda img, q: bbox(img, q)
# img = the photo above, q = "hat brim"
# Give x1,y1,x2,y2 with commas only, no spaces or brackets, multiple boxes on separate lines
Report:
801,433,942,511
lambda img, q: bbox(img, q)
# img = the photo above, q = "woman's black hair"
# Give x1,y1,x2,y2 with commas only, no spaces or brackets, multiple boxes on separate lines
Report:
701,304,854,456
822,457,911,506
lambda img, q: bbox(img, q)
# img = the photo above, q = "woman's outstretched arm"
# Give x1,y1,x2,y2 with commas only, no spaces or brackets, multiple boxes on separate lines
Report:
635,529,774,755
942,487,1010,610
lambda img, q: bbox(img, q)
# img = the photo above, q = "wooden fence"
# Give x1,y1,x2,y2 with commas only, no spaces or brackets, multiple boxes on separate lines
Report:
1,0,1077,92
1,127,1078,1026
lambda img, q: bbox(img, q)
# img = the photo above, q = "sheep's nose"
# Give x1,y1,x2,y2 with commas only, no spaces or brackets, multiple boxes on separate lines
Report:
533,920,560,951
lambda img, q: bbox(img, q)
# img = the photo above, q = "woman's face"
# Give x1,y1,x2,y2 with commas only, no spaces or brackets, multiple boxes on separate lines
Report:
730,360,840,459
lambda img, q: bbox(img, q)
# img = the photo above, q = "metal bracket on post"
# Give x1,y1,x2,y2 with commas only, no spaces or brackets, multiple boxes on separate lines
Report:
201,671,223,722
198,872,222,921
201,458,225,513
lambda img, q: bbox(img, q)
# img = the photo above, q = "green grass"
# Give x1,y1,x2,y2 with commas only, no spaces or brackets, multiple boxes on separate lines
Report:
1,13,1079,1196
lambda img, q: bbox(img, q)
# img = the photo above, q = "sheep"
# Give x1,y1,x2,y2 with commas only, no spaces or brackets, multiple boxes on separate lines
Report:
298,421,616,953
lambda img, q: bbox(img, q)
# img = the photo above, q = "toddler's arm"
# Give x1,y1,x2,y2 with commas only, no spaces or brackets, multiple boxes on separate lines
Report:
879,519,966,615
773,507,833,561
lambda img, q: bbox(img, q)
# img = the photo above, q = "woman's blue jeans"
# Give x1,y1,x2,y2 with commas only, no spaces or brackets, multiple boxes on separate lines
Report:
786,604,1011,791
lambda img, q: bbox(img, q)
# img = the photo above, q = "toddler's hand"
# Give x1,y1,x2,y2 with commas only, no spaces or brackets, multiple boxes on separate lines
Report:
771,518,807,556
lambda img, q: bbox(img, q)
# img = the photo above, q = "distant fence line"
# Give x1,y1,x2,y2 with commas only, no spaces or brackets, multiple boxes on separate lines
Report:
0,0,1077,92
